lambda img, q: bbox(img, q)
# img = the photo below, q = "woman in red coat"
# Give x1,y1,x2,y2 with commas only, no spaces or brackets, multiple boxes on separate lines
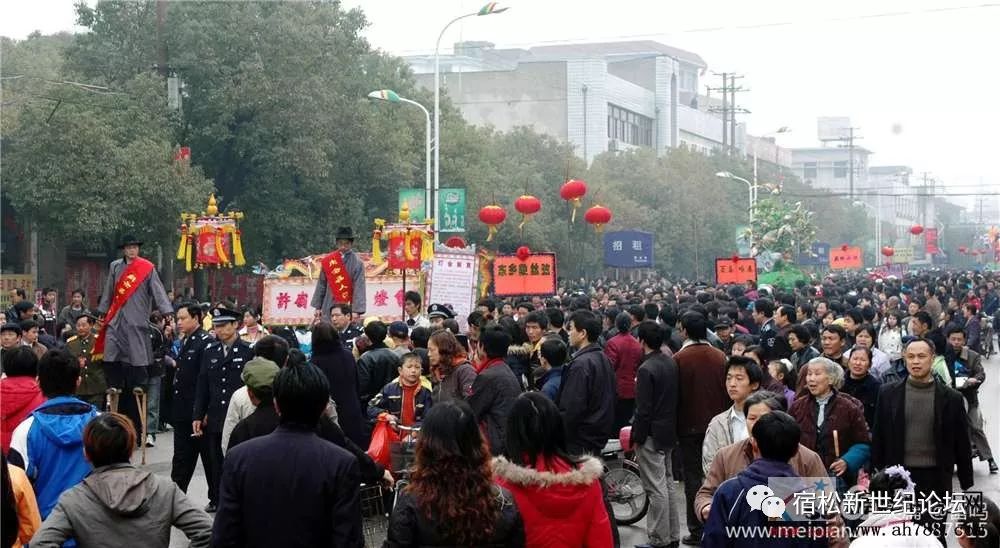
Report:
493,392,613,548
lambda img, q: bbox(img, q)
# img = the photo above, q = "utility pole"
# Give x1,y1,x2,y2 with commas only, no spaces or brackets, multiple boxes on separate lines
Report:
720,73,728,150
832,127,862,200
847,127,855,200
730,74,738,154
707,73,748,155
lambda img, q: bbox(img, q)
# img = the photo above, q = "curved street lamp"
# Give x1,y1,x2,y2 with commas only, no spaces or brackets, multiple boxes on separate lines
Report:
434,2,509,242
368,90,432,221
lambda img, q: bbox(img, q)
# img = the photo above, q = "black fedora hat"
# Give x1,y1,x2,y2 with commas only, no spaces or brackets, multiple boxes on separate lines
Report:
119,234,143,248
334,227,355,241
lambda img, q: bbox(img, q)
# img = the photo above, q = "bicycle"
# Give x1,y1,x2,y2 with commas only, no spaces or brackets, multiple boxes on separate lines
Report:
601,434,649,526
389,424,421,509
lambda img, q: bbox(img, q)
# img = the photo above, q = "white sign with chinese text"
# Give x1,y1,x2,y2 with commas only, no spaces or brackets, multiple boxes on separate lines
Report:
427,251,478,332
263,276,410,325
262,278,315,326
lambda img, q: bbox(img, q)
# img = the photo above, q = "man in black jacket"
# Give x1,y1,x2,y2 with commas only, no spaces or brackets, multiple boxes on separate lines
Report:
468,323,522,454
871,337,973,543
213,358,362,547
944,326,996,473
632,320,680,548
356,321,400,408
556,310,616,455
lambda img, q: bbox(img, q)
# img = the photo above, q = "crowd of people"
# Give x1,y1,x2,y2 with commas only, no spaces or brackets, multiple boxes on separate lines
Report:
4,262,1000,547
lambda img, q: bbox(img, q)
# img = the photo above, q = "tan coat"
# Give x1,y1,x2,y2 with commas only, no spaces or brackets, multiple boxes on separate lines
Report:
694,438,826,521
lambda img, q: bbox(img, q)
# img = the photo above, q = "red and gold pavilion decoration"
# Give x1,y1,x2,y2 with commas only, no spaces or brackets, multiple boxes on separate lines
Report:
176,194,246,272
370,201,435,270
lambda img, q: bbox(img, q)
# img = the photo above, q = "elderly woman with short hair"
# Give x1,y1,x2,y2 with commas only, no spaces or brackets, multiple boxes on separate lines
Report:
789,357,871,486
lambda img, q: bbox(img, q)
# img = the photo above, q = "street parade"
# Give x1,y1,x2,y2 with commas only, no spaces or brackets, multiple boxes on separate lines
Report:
2,1,1000,547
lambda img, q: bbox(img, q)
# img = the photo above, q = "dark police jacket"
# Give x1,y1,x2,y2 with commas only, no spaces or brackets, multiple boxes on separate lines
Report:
173,328,213,423
193,338,253,433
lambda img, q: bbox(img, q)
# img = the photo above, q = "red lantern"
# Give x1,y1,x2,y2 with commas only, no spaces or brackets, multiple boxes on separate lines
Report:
841,244,849,252
910,225,924,236
959,246,969,254
514,194,541,229
880,246,894,257
584,204,612,233
560,179,588,222
444,236,467,249
516,246,531,262
478,205,507,242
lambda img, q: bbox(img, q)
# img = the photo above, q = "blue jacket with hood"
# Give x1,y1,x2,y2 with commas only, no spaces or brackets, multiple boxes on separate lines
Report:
17,396,98,518
703,458,827,548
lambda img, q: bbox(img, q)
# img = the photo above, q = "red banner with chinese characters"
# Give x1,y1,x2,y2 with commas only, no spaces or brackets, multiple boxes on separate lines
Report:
829,246,863,270
387,233,423,271
924,228,939,254
493,254,557,296
715,258,758,285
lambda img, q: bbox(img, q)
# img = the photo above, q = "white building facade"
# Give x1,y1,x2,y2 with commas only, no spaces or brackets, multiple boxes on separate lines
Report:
408,40,760,164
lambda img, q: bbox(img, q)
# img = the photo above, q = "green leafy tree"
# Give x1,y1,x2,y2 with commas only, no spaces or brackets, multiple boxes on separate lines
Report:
2,32,213,254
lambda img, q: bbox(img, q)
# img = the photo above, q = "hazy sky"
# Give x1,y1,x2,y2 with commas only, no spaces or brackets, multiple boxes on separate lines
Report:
5,0,999,209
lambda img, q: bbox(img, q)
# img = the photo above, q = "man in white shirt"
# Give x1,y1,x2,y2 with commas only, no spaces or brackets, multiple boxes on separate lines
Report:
403,291,430,331
701,356,762,474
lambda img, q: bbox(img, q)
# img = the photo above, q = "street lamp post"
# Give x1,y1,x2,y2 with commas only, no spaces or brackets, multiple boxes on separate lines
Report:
434,2,508,243
854,199,881,261
716,171,755,227
368,90,432,221
752,126,790,187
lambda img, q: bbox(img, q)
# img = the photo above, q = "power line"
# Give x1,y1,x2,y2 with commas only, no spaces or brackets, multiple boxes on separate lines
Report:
386,3,1000,56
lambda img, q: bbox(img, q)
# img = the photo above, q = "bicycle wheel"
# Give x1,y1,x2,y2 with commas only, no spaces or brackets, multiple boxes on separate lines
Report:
605,459,649,525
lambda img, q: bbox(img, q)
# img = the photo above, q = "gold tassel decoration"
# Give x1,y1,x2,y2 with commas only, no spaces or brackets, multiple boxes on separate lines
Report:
486,225,498,242
185,232,194,272
570,198,581,223
233,227,246,266
420,231,433,262
215,227,230,265
403,231,416,261
372,230,383,265
176,225,187,260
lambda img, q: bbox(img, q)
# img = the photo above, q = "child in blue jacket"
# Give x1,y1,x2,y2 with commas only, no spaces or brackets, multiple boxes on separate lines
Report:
367,352,432,428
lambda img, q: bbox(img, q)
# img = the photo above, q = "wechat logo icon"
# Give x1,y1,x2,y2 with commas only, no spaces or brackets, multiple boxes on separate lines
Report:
746,484,786,519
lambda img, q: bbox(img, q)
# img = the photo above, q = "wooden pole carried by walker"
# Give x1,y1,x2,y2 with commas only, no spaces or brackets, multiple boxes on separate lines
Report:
133,388,148,465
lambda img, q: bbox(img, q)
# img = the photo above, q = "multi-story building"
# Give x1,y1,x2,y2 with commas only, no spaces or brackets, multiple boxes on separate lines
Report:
406,40,782,164
790,145,872,196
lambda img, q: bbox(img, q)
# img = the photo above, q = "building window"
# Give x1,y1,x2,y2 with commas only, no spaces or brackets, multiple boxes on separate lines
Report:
833,161,848,179
607,103,653,147
679,69,697,92
803,162,817,180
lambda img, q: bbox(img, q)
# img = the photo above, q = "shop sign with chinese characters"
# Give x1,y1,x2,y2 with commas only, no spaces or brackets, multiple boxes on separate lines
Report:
829,246,863,270
493,253,557,296
715,258,758,285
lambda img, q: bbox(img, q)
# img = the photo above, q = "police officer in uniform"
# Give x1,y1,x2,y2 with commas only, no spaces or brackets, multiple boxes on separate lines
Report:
192,306,252,513
170,303,214,497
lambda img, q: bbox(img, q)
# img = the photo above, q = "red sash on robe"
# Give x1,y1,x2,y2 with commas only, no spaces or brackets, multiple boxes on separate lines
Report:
93,257,155,361
321,251,353,305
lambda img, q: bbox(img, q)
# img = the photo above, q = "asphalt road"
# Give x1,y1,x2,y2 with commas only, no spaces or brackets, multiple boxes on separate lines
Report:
147,349,1000,547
